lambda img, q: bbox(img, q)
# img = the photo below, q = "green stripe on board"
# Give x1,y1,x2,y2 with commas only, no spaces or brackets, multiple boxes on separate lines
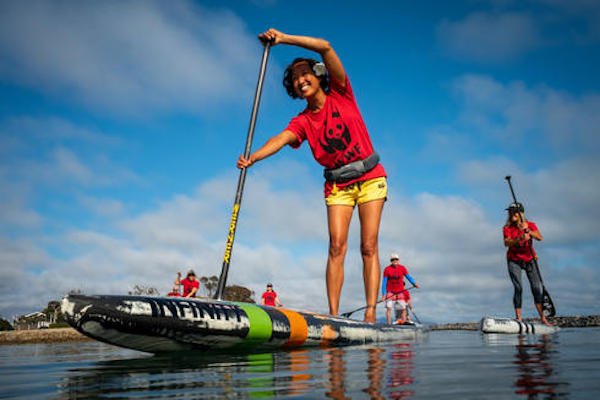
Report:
236,303,272,345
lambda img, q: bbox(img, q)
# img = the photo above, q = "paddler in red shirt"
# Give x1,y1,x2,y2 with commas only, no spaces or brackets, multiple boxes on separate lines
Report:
238,28,387,322
381,254,420,325
503,202,552,326
167,272,182,297
175,269,199,298
261,283,283,307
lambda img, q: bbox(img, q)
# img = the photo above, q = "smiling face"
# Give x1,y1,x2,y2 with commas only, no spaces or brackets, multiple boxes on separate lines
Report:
291,61,322,99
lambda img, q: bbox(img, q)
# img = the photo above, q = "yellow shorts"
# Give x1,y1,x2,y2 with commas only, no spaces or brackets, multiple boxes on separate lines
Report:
325,177,388,207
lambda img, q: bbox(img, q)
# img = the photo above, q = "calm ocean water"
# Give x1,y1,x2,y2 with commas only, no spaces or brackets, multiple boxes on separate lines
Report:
1,328,599,399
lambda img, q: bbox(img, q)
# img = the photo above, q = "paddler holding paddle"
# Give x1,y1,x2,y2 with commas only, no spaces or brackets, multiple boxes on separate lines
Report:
503,202,553,327
261,283,283,308
381,254,420,325
237,28,387,322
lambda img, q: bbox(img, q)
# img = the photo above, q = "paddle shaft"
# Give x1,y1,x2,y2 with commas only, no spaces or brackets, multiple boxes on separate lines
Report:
408,305,422,324
504,176,556,316
215,42,272,300
341,286,415,318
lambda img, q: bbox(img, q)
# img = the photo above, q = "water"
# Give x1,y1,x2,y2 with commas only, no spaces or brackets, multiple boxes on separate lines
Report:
1,328,599,399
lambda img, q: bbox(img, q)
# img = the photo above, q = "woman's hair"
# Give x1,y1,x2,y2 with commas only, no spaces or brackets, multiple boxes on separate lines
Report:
505,211,527,227
283,58,329,99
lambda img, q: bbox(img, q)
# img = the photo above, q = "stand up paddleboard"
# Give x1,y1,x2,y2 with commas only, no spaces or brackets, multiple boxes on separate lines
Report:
480,316,559,334
62,294,424,354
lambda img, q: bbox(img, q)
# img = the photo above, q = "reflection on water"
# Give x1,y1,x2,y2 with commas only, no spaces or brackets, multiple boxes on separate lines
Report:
3,329,597,399
513,334,568,398
363,348,385,399
322,343,415,399
58,349,316,399
324,348,349,399
46,341,419,399
387,343,416,399
484,333,569,398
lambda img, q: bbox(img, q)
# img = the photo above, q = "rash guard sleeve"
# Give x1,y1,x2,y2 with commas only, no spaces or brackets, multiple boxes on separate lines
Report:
381,276,388,295
405,273,416,286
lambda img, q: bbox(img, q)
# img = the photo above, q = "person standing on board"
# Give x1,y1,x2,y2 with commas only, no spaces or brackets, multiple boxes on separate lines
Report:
237,28,387,322
167,285,181,297
167,272,182,297
381,254,419,325
503,202,553,326
261,283,283,307
175,270,199,298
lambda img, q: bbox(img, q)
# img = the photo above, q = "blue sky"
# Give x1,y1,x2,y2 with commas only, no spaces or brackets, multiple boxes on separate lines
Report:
1,0,599,323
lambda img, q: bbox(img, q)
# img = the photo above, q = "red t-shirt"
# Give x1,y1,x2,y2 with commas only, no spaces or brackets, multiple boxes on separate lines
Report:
262,291,277,306
181,278,199,297
383,264,409,294
503,221,538,262
167,291,181,297
285,76,386,197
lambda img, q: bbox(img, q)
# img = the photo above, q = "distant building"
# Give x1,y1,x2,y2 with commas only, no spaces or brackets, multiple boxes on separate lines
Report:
13,311,55,330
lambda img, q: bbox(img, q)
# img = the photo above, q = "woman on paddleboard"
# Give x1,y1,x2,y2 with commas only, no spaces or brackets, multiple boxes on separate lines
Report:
237,28,387,322
503,202,552,326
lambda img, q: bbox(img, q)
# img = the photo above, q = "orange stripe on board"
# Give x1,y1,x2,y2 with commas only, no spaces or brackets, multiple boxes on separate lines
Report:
320,324,338,347
278,309,308,347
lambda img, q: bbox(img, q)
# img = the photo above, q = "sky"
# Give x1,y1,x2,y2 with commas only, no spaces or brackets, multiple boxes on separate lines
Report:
1,0,599,323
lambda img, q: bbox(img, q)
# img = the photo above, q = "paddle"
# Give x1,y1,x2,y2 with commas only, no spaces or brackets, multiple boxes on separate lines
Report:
505,176,556,317
214,41,272,300
408,305,422,324
340,286,415,318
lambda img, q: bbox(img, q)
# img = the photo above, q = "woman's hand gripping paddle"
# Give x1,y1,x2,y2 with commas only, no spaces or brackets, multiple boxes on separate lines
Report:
214,41,272,300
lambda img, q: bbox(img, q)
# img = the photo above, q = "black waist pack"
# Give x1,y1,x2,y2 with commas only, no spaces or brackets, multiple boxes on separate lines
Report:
323,152,380,183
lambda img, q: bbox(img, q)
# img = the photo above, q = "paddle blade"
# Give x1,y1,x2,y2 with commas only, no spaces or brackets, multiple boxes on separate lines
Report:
542,287,556,317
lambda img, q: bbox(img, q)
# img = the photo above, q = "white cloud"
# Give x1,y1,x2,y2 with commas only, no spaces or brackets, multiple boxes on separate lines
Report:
2,116,121,146
0,237,50,318
0,0,258,115
1,164,598,322
452,74,600,152
449,75,600,240
0,117,141,191
0,182,43,230
534,0,600,44
78,195,125,217
437,12,541,62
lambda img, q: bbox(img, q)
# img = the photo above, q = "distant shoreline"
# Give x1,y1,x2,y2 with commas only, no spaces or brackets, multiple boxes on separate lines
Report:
0,327,92,345
2,315,598,345
429,315,600,331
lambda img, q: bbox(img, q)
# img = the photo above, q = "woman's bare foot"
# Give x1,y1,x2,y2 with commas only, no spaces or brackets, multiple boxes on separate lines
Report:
364,305,376,323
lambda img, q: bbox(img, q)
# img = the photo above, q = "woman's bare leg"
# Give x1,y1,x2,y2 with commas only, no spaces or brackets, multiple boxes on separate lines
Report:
358,199,385,322
326,205,354,316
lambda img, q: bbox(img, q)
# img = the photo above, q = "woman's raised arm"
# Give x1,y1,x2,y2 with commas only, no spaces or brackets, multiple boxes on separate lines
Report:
258,28,346,85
